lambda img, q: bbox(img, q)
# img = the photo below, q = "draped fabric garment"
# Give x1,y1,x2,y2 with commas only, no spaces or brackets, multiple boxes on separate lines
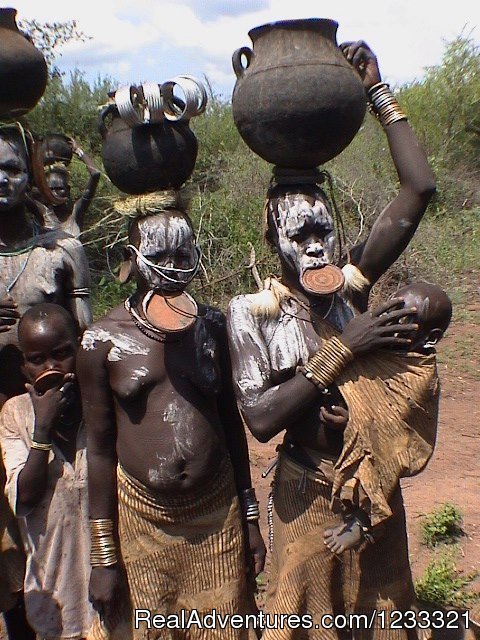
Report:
116,458,258,640
264,451,422,640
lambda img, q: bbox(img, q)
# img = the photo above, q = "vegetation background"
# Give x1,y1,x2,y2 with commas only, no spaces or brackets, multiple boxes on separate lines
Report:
23,21,479,321
3,18,477,616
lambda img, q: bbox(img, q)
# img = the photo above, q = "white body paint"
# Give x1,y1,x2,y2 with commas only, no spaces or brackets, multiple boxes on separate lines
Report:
228,291,353,409
131,367,149,381
81,326,150,360
135,215,195,288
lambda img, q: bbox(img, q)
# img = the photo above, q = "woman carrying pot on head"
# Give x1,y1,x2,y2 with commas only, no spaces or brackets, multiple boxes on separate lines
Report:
227,41,436,639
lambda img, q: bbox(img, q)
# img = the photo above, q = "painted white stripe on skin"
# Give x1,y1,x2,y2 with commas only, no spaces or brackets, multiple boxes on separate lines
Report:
163,401,195,458
80,327,150,360
274,194,336,272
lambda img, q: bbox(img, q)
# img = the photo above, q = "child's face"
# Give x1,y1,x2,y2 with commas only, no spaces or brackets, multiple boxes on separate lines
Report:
21,322,77,384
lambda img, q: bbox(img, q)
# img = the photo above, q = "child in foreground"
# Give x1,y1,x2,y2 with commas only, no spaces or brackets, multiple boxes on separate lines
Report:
0,303,110,640
324,282,452,554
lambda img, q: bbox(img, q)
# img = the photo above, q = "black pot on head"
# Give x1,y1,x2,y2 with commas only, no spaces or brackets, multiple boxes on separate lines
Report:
0,8,48,119
98,105,198,194
232,18,367,169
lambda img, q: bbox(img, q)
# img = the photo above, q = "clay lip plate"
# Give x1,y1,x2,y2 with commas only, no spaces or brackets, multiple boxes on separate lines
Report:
33,369,64,394
301,264,345,296
145,291,197,333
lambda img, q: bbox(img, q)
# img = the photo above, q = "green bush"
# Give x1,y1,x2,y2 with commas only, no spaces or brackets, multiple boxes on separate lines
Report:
421,503,464,548
415,547,477,608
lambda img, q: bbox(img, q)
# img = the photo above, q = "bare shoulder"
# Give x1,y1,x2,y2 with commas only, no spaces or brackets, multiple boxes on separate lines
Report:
79,302,129,357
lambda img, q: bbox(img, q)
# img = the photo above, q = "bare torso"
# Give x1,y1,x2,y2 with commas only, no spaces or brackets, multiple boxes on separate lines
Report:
82,303,229,494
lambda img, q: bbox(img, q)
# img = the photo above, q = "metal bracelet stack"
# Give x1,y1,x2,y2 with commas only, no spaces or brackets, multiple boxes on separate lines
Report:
90,519,118,567
31,439,52,451
113,76,207,127
240,488,260,522
367,82,407,127
302,337,354,388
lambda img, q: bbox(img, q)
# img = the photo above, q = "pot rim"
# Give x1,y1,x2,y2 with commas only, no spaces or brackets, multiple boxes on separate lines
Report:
248,17,338,42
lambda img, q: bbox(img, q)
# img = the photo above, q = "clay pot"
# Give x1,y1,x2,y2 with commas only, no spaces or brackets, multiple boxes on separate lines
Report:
0,8,48,119
98,105,198,194
42,134,73,166
232,19,367,169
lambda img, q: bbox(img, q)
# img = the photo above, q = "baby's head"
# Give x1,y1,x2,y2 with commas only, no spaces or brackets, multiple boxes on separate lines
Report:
393,282,452,352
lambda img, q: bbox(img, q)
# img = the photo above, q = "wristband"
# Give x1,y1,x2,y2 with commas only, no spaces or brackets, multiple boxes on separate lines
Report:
367,82,407,127
90,518,118,567
240,488,260,522
31,439,52,451
302,337,353,388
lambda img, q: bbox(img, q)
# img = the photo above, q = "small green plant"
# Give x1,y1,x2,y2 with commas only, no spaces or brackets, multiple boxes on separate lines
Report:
415,547,477,608
421,503,463,548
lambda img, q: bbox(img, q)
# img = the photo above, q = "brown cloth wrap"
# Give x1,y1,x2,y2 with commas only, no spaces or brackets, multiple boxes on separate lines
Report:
116,458,258,640
265,451,423,640
316,319,439,527
0,455,24,613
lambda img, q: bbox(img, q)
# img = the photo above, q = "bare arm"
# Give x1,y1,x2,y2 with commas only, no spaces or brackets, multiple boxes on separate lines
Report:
341,41,436,291
77,337,117,521
216,316,266,576
227,296,418,443
226,297,323,443
60,237,93,331
72,147,100,228
77,332,121,614
16,379,71,510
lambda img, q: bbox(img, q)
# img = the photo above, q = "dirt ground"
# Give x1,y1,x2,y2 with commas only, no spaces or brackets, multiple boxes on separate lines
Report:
1,315,479,639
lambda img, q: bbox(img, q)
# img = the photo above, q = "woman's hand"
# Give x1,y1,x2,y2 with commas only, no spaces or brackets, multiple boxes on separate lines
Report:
340,40,381,91
246,521,266,577
0,296,19,333
340,298,418,356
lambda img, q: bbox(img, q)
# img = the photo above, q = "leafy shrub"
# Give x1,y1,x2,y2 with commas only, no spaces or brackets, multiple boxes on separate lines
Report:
421,503,464,548
415,547,477,608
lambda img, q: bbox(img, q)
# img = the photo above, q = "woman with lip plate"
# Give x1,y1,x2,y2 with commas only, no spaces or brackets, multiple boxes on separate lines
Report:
227,40,436,638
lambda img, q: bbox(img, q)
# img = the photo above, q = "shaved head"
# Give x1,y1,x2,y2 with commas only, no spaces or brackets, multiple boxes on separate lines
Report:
18,303,77,347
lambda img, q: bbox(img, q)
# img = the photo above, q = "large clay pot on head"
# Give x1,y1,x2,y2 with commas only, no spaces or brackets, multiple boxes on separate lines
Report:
98,105,198,194
232,19,367,169
0,8,48,119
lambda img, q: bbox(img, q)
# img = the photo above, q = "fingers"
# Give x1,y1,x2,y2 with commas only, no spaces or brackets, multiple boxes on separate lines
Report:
378,322,418,335
371,298,406,316
377,307,418,324
25,383,35,398
339,40,373,63
378,336,413,347
320,406,348,426
0,325,12,333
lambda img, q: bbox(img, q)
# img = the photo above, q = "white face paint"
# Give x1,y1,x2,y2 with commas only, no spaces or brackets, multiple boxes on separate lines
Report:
133,214,198,291
272,193,336,276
